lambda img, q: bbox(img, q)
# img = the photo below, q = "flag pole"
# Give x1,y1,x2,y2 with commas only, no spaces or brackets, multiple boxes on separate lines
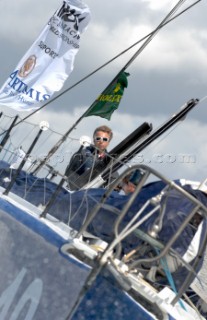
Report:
3,122,48,195
32,111,89,175
0,115,19,153
1,0,198,135
32,0,190,174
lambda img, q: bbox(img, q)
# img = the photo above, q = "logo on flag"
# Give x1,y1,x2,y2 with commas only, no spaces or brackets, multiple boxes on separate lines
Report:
84,72,129,120
0,0,91,111
18,55,37,78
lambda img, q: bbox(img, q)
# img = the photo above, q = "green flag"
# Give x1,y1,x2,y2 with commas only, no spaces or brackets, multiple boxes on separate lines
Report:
84,71,129,120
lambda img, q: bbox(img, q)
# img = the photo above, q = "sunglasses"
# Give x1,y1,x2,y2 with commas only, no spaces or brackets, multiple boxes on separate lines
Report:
95,136,109,142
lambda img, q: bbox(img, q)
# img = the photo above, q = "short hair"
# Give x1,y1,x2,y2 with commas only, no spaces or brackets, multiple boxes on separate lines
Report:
93,125,113,141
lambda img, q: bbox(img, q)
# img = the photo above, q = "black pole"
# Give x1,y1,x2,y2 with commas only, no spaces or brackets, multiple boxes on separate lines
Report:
40,175,66,218
95,98,199,186
30,0,189,175
31,114,87,175
0,115,19,153
3,126,45,195
109,122,152,157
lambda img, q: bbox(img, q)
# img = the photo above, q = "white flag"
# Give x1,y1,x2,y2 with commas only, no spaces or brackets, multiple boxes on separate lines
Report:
0,0,91,111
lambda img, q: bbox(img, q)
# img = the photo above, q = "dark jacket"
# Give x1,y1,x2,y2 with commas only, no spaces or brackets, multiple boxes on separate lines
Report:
65,145,112,191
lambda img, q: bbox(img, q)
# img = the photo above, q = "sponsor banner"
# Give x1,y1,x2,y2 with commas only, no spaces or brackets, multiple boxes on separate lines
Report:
0,0,91,111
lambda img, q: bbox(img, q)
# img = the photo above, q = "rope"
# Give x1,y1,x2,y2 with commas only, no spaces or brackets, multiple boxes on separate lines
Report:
157,249,187,310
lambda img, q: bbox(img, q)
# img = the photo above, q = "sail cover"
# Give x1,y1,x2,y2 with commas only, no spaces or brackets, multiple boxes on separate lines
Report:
0,0,91,111
1,161,207,303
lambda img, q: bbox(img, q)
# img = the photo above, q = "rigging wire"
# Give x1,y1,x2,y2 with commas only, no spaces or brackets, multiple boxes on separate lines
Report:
120,0,191,71
130,121,181,161
139,95,207,162
0,0,200,133
199,95,207,104
29,0,197,175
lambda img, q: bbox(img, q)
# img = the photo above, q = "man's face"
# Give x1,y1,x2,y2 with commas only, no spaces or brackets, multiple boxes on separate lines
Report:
94,130,110,152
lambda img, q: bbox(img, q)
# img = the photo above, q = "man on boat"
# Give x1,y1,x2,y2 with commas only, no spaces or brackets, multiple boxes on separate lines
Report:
65,125,115,190
118,169,143,195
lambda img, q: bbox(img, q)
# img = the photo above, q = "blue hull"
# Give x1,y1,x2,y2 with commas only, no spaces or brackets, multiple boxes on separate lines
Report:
0,197,165,320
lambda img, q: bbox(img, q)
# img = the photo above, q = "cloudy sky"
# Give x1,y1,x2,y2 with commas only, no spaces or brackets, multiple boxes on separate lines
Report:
0,0,207,183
